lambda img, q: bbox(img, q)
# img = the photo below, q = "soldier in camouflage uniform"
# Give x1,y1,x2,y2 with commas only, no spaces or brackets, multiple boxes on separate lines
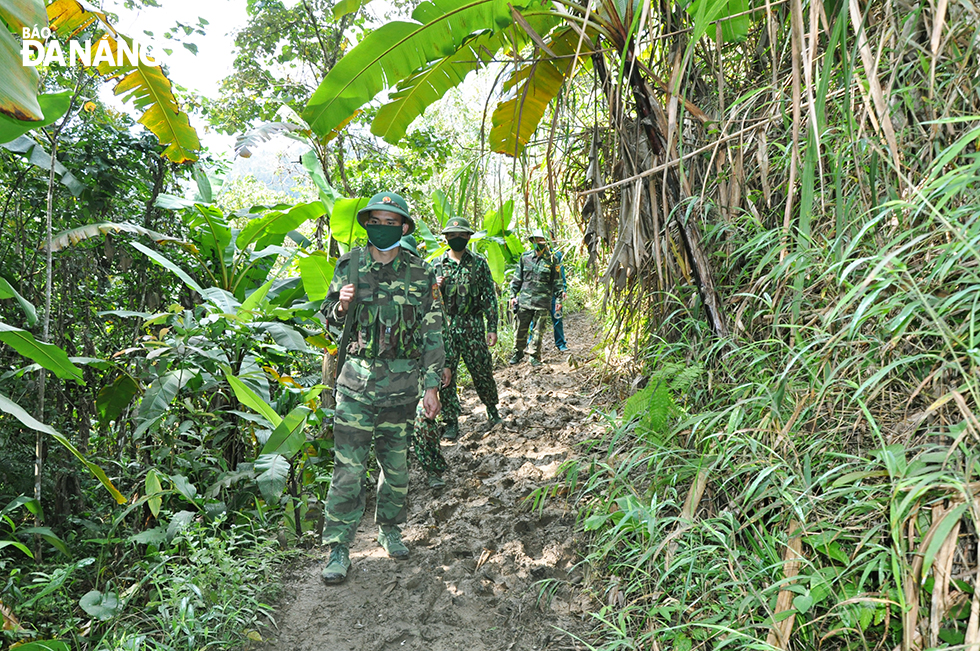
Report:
509,229,563,367
433,216,501,441
319,192,446,585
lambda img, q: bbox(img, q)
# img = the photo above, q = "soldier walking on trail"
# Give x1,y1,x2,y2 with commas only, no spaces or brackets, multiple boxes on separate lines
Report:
401,235,453,490
319,192,446,585
434,216,502,442
509,230,563,368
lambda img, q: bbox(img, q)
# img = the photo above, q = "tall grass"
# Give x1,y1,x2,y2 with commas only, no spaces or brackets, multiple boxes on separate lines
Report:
561,124,980,649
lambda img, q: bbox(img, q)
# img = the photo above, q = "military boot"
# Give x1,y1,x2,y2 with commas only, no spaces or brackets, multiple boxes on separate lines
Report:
508,351,523,365
378,525,409,560
487,407,503,427
441,421,459,441
530,356,542,367
428,472,446,490
321,544,350,584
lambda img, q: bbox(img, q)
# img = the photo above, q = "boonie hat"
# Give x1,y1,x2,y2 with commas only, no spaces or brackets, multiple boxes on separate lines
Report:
442,216,474,235
357,191,415,234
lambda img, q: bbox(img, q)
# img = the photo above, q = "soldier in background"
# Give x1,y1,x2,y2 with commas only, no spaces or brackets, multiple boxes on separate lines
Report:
319,192,445,585
433,216,502,441
509,230,562,367
402,235,453,490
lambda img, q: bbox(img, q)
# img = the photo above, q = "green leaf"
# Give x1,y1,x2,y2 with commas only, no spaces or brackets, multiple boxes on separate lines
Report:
0,540,33,557
329,198,369,247
431,188,456,227
79,589,120,620
297,252,336,302
226,372,281,428
237,201,325,250
0,91,71,145
373,31,500,144
131,241,203,293
262,406,311,457
793,592,813,614
921,503,969,581
96,373,140,424
301,149,342,211
302,0,519,138
484,240,506,284
21,526,69,555
6,642,70,651
171,474,199,504
137,369,191,424
145,468,163,517
128,526,167,546
0,276,38,325
256,322,309,352
0,322,83,381
332,0,372,17
255,453,289,503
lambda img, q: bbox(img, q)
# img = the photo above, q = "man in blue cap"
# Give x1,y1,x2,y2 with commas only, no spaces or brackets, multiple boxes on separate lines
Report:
319,192,446,585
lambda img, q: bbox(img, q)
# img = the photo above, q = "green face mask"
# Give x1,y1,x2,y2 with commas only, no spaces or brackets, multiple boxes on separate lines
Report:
447,236,469,252
365,224,403,251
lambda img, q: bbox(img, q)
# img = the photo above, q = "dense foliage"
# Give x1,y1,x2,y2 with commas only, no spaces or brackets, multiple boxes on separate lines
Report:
2,0,979,648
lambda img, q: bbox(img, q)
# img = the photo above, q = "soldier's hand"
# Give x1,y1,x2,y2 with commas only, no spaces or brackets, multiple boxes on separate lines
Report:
436,275,445,288
509,297,517,310
423,388,441,419
487,332,498,347
338,283,355,313
441,367,452,387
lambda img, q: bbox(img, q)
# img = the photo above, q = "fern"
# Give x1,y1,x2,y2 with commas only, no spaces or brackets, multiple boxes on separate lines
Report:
622,362,704,440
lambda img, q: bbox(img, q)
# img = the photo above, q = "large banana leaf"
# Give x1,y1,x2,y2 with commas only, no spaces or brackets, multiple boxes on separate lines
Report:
0,91,71,145
0,0,46,122
490,26,579,157
302,0,522,138
373,32,501,144
47,0,199,163
0,392,126,504
0,322,83,381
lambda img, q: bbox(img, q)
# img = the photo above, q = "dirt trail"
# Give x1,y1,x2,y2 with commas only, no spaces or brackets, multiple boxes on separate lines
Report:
263,312,608,651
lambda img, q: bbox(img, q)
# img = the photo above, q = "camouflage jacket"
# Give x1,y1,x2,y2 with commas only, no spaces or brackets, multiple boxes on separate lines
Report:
510,249,562,311
325,248,446,406
432,249,498,333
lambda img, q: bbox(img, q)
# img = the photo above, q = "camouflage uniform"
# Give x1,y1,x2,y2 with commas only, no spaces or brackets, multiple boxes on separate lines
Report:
510,246,562,364
433,248,500,426
321,247,445,546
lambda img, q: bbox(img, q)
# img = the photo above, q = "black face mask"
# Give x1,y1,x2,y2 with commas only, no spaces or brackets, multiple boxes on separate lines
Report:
533,242,547,253
447,237,469,252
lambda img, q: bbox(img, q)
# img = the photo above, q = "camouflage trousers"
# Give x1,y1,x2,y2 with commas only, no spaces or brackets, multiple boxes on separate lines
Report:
321,394,413,546
411,404,447,476
515,307,549,361
441,315,499,425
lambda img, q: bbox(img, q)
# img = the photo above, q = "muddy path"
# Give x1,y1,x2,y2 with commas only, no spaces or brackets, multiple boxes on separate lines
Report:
262,312,610,651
